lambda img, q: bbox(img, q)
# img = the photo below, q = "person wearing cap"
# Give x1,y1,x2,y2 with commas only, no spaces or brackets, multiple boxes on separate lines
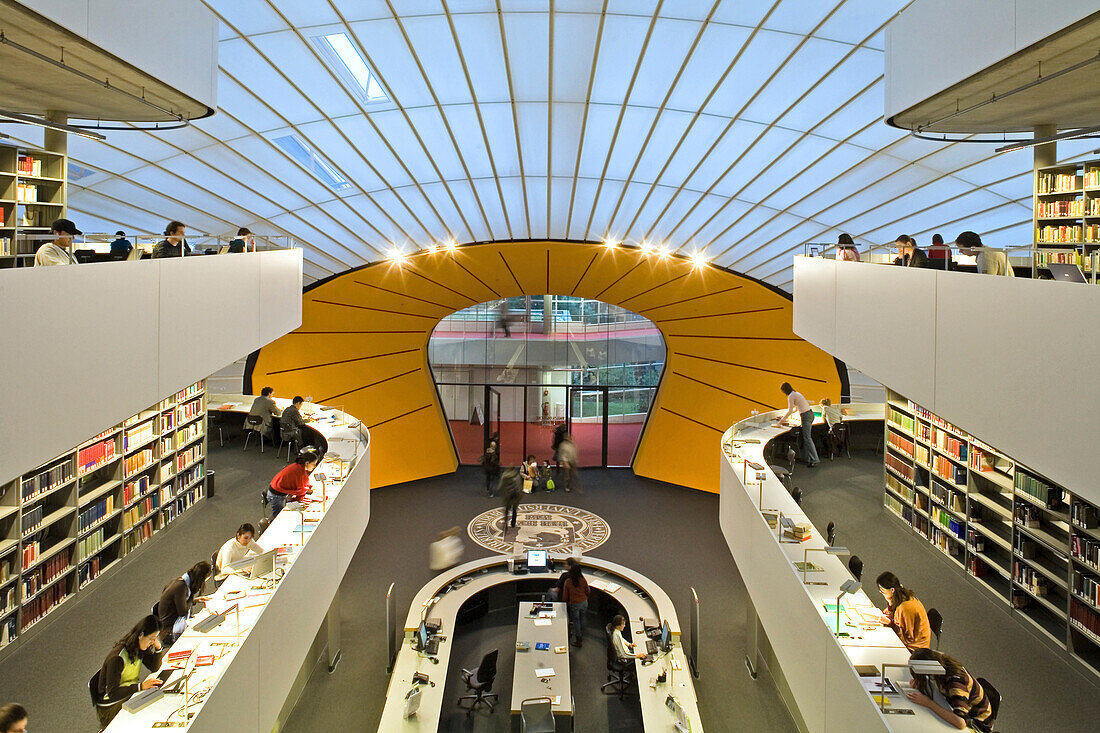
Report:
836,233,860,262
926,233,952,270
110,230,133,258
955,231,1013,276
152,220,190,258
892,234,929,268
34,218,79,266
227,226,254,254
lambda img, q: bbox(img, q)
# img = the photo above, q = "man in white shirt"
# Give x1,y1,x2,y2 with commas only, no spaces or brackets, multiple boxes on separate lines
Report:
215,523,265,578
955,231,1013,276
34,219,79,266
609,615,646,661
777,382,820,467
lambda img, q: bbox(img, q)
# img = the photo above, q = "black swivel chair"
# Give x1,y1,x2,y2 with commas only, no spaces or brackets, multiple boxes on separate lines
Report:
927,607,943,649
848,555,864,583
602,624,633,698
458,649,499,713
976,677,1001,730
826,521,837,546
208,412,226,447
278,428,299,462
243,415,266,452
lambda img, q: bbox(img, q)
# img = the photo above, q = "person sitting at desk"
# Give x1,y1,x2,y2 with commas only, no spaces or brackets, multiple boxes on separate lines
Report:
151,220,190,258
280,396,307,446
248,386,281,440
227,226,254,253
609,615,646,660
157,561,212,645
109,230,132,259
215,523,265,578
267,448,321,518
94,614,165,728
876,571,931,651
0,703,27,733
34,219,79,266
904,648,994,732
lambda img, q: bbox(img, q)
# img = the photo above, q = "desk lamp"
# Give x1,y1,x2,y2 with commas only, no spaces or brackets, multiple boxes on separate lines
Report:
802,546,849,585
835,579,861,638
879,659,944,714
284,502,308,546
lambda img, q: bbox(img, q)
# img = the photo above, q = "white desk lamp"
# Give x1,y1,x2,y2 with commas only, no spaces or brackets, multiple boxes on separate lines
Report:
879,659,945,714
802,546,849,585
284,502,308,546
835,579,861,639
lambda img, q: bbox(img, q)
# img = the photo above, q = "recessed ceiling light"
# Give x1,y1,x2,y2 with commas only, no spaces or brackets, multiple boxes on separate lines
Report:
690,251,707,269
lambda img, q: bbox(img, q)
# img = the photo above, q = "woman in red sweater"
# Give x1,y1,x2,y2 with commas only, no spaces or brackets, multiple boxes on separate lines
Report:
267,448,321,518
562,561,590,647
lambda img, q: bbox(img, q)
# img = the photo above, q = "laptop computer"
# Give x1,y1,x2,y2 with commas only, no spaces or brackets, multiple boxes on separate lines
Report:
218,244,230,254
1047,263,1088,283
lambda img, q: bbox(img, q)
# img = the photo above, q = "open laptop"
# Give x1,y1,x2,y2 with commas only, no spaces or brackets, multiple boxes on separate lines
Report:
217,244,230,254
1046,263,1088,283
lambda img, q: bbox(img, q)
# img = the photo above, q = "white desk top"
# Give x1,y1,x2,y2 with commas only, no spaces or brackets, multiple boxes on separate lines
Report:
512,602,571,715
378,555,702,731
721,404,945,732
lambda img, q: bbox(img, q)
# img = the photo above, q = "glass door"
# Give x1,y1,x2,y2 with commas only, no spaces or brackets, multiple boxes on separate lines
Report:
567,386,607,467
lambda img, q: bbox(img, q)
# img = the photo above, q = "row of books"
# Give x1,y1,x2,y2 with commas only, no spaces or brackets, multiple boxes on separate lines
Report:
931,483,966,514
1037,199,1085,217
176,446,202,472
21,583,66,631
1037,172,1080,194
915,444,930,467
916,421,931,443
122,518,157,554
2,617,16,645
1015,470,1064,509
1072,502,1099,530
931,508,964,538
77,438,116,475
1014,504,1041,529
20,460,73,501
885,453,914,482
1073,572,1100,607
124,475,151,505
177,421,204,447
931,427,967,462
1071,600,1100,640
1014,535,1038,559
1013,561,1048,596
176,382,203,402
909,402,968,439
159,435,174,454
78,496,114,534
176,397,203,424
1071,534,1100,570
17,155,43,176
161,486,203,524
78,527,110,560
21,554,69,601
160,412,175,432
932,455,965,486
78,557,106,588
14,184,42,203
1037,224,1084,243
0,586,12,615
21,541,39,571
931,528,964,557
886,473,915,504
887,430,913,458
885,492,905,517
1034,249,1083,267
0,560,12,585
124,448,154,478
886,407,914,434
124,421,156,451
122,496,160,531
176,463,204,492
0,237,10,256
20,505,44,537
1086,169,1100,189
967,529,986,553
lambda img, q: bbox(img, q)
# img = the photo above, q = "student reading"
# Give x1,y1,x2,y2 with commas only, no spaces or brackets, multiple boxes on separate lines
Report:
215,523,265,577
93,615,165,727
876,571,931,651
157,561,212,645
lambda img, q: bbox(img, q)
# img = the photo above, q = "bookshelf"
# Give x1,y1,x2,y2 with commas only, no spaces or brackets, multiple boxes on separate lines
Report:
0,381,205,655
0,143,67,267
1033,158,1100,276
883,388,1100,679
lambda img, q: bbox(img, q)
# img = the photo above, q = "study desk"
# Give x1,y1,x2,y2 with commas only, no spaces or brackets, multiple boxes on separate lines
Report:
105,395,370,733
720,404,947,733
512,602,571,728
378,555,702,731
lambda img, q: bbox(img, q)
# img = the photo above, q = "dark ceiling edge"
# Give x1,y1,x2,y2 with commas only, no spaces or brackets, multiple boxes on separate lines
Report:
885,9,1100,134
244,239,848,401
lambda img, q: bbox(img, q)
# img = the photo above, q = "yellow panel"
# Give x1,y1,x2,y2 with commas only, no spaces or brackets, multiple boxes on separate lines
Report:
250,241,844,491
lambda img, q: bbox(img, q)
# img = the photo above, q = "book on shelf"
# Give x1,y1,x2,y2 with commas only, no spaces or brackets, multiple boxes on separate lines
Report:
1037,199,1084,218
1014,504,1041,529
21,583,67,630
78,497,114,533
20,505,44,537
1015,470,1064,509
885,453,914,482
78,438,116,475
78,528,107,560
1013,561,1049,596
1037,224,1084,244
123,475,150,505
124,449,153,477
78,557,103,587
21,460,74,501
1037,172,1081,194
886,407,914,433
124,421,155,451
1071,599,1100,642
17,155,43,176
1072,501,1099,529
1073,571,1100,607
1071,534,1100,569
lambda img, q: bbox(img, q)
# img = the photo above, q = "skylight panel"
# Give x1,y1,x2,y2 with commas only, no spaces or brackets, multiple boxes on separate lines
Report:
314,32,387,103
273,133,352,192
68,163,97,181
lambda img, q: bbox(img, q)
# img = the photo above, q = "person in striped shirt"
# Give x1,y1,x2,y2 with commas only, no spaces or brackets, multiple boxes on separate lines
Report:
905,648,994,731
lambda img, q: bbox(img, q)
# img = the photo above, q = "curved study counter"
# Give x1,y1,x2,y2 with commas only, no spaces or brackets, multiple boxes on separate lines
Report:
719,404,951,732
106,395,370,733
379,554,703,731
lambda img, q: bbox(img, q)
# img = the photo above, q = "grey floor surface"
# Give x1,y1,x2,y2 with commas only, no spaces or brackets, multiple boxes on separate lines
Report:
2,441,1098,732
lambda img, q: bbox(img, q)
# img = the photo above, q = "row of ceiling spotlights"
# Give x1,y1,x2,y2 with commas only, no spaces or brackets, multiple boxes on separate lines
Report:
385,239,710,269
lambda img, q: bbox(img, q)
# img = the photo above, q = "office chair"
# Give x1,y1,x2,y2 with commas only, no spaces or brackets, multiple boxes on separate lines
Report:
848,555,863,583
785,445,798,472
458,649,499,713
210,550,221,588
834,422,852,459
927,607,943,649
260,490,270,519
976,677,1001,729
243,415,265,452
769,464,794,494
602,624,633,698
520,697,555,733
278,429,299,461
207,412,225,447
791,487,803,505
826,521,836,546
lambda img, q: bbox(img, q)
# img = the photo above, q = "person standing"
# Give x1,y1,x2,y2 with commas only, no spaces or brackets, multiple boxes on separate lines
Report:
876,571,932,651
0,704,27,733
109,230,133,259
93,615,165,727
227,226,254,253
157,562,212,645
521,454,539,492
267,448,320,518
248,386,281,440
33,218,79,266
214,523,265,578
480,439,501,497
151,220,190,258
561,560,590,647
498,467,522,530
777,382,819,467
557,435,579,492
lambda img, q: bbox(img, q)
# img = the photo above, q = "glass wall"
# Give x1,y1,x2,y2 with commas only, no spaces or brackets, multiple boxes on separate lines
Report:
429,296,664,468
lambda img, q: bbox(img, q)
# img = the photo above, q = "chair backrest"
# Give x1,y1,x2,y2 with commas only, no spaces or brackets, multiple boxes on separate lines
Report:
604,623,618,666
477,649,499,685
976,677,1000,723
826,521,836,546
246,414,263,427
848,555,863,582
520,696,553,722
88,669,102,706
211,550,220,576
927,607,943,639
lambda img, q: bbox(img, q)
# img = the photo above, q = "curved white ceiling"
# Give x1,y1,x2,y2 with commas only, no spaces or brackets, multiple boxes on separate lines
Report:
3,0,1094,289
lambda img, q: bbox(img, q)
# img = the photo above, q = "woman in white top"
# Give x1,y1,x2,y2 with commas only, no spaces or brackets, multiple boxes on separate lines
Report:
609,615,646,661
215,523,265,578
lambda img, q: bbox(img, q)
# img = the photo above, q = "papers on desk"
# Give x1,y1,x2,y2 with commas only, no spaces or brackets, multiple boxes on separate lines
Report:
589,579,621,593
537,610,556,618
535,642,550,651
533,618,552,627
793,561,823,573
535,667,555,678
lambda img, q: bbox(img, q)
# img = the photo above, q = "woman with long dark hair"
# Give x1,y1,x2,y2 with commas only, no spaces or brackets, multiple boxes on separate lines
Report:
561,559,590,647
905,648,994,731
876,571,931,650
93,615,165,727
157,561,212,644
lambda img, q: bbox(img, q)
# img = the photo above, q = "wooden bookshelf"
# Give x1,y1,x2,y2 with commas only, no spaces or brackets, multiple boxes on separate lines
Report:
0,380,205,655
0,143,67,267
883,388,1100,680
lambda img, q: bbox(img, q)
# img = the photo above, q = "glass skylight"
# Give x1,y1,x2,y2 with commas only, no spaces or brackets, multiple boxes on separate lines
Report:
67,163,96,181
273,133,352,191
313,32,387,103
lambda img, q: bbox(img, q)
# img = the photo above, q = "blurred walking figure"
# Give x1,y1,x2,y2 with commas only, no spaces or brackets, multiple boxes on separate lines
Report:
557,434,579,493
480,439,501,497
495,300,512,337
498,467,522,529
428,527,465,571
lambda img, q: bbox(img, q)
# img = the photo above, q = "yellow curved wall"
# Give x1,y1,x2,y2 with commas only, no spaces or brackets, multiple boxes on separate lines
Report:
249,241,843,491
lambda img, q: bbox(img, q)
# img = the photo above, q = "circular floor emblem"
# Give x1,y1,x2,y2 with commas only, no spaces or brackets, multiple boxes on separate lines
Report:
467,503,610,555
